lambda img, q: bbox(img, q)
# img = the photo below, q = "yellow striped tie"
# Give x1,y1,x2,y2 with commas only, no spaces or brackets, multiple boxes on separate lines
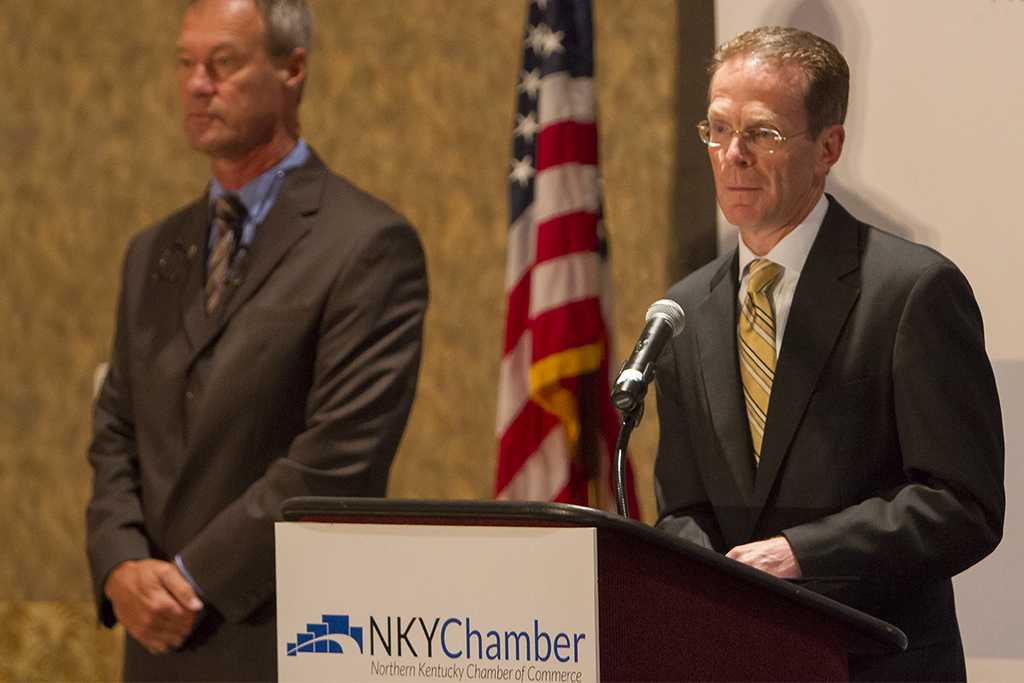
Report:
738,258,783,464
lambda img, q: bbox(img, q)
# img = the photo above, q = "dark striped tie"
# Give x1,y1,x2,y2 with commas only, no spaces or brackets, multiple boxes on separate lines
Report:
738,258,783,464
205,194,245,314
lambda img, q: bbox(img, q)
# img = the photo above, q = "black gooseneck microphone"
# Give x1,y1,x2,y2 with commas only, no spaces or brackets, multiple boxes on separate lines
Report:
611,299,686,413
611,298,685,517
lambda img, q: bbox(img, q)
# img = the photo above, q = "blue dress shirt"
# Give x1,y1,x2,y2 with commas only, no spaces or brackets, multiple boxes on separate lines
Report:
205,138,311,269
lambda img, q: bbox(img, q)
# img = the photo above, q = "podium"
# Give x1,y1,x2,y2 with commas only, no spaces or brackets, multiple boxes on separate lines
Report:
277,497,905,682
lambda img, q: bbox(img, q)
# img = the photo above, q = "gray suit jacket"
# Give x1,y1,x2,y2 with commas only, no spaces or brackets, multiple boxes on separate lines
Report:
86,150,428,681
654,196,1003,681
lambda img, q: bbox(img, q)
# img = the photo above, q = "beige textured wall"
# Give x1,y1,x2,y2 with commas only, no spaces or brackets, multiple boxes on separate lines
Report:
0,1,693,677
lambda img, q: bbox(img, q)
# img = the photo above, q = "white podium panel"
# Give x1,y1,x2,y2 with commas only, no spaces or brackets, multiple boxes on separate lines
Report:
276,522,600,683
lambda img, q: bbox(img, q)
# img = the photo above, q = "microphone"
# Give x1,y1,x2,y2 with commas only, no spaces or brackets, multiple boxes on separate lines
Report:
611,299,685,413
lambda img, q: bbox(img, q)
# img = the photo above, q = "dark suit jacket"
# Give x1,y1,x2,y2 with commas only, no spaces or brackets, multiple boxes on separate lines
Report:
86,150,428,681
654,196,1004,682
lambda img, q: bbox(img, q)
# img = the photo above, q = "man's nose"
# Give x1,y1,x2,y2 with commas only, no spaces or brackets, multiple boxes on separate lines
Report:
184,63,215,97
722,133,752,166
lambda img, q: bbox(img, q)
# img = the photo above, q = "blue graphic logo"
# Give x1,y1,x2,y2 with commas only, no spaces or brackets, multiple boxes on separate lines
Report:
286,614,364,656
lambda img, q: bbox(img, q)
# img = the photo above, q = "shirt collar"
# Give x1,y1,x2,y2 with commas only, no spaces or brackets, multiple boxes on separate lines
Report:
208,138,310,219
737,193,828,281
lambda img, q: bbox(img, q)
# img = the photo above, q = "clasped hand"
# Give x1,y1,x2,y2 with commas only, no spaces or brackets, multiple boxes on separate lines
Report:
104,559,204,654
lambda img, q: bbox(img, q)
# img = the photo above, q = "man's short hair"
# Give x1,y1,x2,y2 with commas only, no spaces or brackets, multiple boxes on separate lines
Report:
708,26,849,138
255,0,312,58
188,0,313,57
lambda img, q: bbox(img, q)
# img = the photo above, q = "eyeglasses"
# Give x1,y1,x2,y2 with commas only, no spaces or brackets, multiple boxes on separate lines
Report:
696,120,809,154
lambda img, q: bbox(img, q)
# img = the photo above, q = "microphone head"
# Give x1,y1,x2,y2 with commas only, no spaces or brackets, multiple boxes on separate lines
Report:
644,299,686,336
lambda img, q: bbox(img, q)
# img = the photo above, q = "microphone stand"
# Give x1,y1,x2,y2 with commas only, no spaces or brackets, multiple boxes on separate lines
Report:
613,391,645,519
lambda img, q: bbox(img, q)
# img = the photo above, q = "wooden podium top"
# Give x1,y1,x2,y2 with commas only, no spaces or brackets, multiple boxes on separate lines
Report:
282,496,907,658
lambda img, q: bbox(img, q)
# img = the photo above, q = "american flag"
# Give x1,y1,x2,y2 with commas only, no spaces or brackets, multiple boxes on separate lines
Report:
495,0,638,515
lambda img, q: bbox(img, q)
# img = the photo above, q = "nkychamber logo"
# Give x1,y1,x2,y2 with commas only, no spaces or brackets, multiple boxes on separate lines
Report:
284,611,591,681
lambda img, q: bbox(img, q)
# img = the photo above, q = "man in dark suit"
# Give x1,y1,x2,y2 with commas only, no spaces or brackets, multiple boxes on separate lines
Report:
85,0,427,679
654,26,1003,681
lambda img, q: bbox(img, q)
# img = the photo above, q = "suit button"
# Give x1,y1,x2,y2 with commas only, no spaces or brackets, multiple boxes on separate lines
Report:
185,391,195,401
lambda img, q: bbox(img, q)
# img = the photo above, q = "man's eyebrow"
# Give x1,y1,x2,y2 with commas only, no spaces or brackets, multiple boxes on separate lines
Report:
209,43,240,55
175,42,240,55
708,109,781,128
745,116,780,128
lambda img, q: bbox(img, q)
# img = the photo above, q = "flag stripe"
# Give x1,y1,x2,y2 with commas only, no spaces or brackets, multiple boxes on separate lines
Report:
533,164,601,225
538,73,595,126
530,298,605,361
504,274,531,351
497,423,571,502
529,251,600,318
535,210,601,264
496,332,532,434
497,399,561,483
505,205,535,290
536,120,599,169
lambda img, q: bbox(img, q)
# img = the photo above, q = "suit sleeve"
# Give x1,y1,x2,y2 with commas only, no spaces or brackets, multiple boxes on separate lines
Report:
85,237,153,626
654,340,726,552
178,221,428,622
783,262,1005,580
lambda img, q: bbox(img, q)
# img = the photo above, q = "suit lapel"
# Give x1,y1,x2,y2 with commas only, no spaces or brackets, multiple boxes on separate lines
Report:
138,197,207,392
694,252,757,498
180,195,215,359
749,197,862,525
182,154,326,367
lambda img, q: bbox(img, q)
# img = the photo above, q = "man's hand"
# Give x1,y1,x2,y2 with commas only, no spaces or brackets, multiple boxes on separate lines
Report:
726,536,802,578
104,559,204,654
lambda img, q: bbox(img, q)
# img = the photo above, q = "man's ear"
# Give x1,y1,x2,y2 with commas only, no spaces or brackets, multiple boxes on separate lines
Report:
277,47,306,93
817,124,845,176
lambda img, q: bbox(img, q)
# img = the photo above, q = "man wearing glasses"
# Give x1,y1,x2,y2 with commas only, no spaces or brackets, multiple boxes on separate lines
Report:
654,27,1003,681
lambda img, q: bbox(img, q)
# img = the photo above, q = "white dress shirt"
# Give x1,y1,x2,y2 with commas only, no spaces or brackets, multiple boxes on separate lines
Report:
737,194,828,356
